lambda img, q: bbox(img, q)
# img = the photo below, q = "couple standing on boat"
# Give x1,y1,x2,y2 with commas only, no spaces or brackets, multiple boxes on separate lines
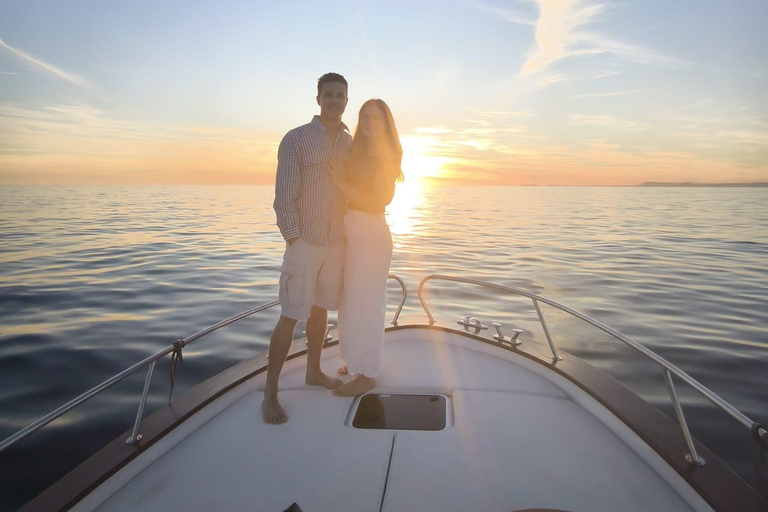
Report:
262,72,403,424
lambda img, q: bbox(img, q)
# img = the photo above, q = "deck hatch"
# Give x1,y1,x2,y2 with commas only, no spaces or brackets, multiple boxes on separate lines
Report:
352,393,447,431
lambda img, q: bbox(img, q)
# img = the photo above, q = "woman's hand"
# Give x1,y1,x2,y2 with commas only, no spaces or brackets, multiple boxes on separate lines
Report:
327,154,344,184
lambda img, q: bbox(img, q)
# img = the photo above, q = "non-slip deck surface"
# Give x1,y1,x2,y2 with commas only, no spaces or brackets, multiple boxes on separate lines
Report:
73,329,711,512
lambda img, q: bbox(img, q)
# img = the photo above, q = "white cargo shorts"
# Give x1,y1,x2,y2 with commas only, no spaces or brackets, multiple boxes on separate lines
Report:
278,238,344,320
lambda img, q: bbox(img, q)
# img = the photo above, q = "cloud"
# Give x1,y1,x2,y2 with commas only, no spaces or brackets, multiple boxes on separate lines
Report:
434,130,766,186
519,0,607,77
502,69,618,97
743,115,768,129
535,69,617,87
0,71,19,75
713,130,768,146
682,118,720,129
663,103,768,150
480,0,681,86
569,113,649,131
0,104,282,184
468,1,536,26
572,32,681,67
0,38,91,86
414,126,455,134
478,110,539,118
674,98,715,112
567,89,645,99
407,114,540,164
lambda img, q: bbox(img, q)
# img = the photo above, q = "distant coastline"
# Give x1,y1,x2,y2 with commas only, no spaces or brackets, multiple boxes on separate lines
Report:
638,181,768,187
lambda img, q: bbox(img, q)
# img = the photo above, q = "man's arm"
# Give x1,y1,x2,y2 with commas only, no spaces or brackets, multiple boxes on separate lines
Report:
273,132,301,243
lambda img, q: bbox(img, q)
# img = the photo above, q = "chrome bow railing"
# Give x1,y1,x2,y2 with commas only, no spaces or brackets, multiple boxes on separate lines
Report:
417,274,767,466
0,275,408,453
0,300,280,453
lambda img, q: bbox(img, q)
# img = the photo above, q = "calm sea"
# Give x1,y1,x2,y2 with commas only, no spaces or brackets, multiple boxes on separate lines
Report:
1,185,767,510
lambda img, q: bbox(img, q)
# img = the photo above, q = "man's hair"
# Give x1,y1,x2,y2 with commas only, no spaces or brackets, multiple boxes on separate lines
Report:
317,72,348,96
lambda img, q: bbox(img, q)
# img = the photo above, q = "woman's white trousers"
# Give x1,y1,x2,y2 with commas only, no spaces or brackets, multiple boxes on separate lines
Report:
338,210,393,378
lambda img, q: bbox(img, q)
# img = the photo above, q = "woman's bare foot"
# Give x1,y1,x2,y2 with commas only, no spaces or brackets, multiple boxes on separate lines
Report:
262,395,288,424
333,374,375,396
337,365,348,375
305,369,343,389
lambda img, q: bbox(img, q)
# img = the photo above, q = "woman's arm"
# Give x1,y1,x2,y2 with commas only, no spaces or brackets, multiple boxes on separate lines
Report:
335,179,382,205
327,155,392,207
375,169,397,206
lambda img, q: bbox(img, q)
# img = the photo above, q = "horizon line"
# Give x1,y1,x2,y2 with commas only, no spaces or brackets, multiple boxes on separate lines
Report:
2,182,767,188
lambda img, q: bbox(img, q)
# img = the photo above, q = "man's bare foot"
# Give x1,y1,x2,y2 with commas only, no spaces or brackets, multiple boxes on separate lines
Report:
262,395,287,424
305,369,343,389
337,365,348,375
333,374,375,396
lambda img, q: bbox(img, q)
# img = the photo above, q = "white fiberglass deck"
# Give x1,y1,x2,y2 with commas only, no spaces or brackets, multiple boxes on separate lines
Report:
72,328,713,512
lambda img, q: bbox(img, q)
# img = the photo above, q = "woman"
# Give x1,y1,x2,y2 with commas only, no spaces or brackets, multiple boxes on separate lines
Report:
327,99,403,397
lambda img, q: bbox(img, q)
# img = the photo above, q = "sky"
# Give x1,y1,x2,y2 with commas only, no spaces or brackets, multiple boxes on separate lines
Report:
1,0,767,186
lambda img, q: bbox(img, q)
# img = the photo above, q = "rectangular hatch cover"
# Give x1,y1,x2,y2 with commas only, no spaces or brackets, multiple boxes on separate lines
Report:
352,393,447,431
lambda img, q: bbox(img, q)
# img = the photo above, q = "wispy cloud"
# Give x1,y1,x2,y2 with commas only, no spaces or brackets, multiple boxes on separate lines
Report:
568,113,649,131
408,115,541,165
743,115,768,130
481,0,680,88
573,32,680,67
712,130,768,147
664,103,768,150
567,89,645,99
480,110,539,119
674,98,715,112
468,1,536,26
414,126,455,135
682,118,721,129
0,71,19,75
519,0,607,77
503,69,619,97
533,69,617,88
0,104,282,184
430,127,766,186
0,38,90,86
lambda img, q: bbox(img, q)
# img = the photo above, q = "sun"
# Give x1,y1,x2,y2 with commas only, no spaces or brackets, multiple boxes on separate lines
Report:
400,135,451,183
386,135,452,236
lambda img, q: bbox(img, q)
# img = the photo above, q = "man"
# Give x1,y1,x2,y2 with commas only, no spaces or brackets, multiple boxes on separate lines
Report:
262,72,352,424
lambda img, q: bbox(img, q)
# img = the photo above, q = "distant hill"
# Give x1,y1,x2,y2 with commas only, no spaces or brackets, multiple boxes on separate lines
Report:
639,181,768,187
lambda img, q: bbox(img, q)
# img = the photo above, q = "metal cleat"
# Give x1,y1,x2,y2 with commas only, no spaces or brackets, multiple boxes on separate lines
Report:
491,323,523,346
457,316,488,334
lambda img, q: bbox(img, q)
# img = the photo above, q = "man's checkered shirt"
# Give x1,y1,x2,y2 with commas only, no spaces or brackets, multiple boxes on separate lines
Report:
273,116,353,246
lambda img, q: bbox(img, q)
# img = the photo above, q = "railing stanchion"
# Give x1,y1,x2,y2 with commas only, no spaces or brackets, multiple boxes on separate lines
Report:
388,274,407,326
418,276,436,325
663,369,706,466
533,298,562,362
126,361,156,445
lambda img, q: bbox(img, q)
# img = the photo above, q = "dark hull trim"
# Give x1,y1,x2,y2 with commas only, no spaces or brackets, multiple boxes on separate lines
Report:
20,324,768,512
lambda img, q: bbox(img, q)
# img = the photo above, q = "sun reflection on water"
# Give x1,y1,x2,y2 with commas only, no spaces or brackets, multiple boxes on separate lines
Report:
385,135,450,238
386,178,424,238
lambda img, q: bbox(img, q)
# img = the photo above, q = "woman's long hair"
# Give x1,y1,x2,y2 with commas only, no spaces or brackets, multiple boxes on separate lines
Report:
348,99,404,182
